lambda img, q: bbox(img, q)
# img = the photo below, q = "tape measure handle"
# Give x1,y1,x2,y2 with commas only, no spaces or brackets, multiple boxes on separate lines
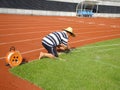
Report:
9,46,16,51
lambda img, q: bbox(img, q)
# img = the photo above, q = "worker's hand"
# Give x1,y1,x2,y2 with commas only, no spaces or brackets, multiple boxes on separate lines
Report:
60,44,69,50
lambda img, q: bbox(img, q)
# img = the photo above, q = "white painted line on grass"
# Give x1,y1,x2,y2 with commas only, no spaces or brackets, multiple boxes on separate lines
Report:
80,44,120,48
95,60,120,69
74,47,119,52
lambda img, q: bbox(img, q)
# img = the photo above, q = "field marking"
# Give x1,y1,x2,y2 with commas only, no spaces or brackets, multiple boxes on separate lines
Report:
80,44,120,48
0,40,120,60
0,30,54,37
0,34,119,45
95,60,120,69
0,48,44,60
57,58,67,61
0,38,42,45
71,34,120,44
76,30,120,35
0,17,120,60
70,45,120,53
21,48,44,54
0,29,119,37
0,25,63,31
71,47,120,69
58,17,120,28
98,23,105,26
0,30,119,45
87,22,96,25
97,47,120,52
0,43,120,60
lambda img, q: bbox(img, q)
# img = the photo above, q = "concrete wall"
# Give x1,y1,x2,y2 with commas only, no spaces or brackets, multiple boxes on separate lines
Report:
0,0,120,17
0,8,76,16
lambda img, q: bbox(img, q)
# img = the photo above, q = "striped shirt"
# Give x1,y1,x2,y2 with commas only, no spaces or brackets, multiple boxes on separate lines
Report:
42,31,68,47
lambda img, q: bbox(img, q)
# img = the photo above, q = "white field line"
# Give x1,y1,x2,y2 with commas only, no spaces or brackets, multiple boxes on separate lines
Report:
110,25,119,28
0,38,120,60
72,47,120,69
57,58,67,61
0,38,41,45
0,43,120,60
21,48,44,54
78,44,120,49
0,30,55,37
0,34,120,45
97,48,120,52
70,34,120,44
58,18,119,28
76,30,120,35
0,20,65,25
95,60,120,69
70,45,120,53
0,48,44,60
98,23,106,26
0,17,120,59
0,25,63,31
87,22,96,25
0,29,119,37
0,30,120,45
73,47,119,52
0,33,119,46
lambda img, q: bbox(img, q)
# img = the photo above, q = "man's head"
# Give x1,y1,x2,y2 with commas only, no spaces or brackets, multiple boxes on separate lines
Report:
64,27,75,37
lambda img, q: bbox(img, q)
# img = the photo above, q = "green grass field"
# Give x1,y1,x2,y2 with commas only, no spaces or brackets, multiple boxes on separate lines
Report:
10,38,120,90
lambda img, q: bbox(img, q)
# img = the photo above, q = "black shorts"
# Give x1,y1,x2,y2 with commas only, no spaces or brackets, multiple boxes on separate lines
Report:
42,42,58,57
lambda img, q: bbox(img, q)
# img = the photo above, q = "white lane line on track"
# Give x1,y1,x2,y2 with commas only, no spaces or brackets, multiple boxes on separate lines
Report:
0,34,120,45
0,38,41,45
0,25,63,31
110,25,119,28
76,30,120,35
21,48,44,54
0,43,120,60
58,17,119,28
0,30,55,37
87,22,96,25
98,24,105,26
70,34,120,44
0,34,120,59
0,48,44,60
1,29,119,37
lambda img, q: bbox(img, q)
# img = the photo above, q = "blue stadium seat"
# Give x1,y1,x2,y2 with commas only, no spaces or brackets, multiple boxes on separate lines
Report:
77,10,93,17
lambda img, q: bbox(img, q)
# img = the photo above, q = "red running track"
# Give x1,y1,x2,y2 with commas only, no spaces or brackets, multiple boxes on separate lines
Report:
0,14,120,90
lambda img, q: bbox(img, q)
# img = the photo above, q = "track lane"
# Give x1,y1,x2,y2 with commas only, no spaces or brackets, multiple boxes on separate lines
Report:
0,14,120,90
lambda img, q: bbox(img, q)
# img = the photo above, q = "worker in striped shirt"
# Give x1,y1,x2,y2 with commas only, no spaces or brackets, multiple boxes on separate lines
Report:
39,27,75,59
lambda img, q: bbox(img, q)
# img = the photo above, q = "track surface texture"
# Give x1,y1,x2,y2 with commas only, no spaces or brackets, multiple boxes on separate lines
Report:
0,14,120,90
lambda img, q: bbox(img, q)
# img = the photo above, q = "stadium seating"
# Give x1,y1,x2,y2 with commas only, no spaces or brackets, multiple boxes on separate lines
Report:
77,10,93,17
